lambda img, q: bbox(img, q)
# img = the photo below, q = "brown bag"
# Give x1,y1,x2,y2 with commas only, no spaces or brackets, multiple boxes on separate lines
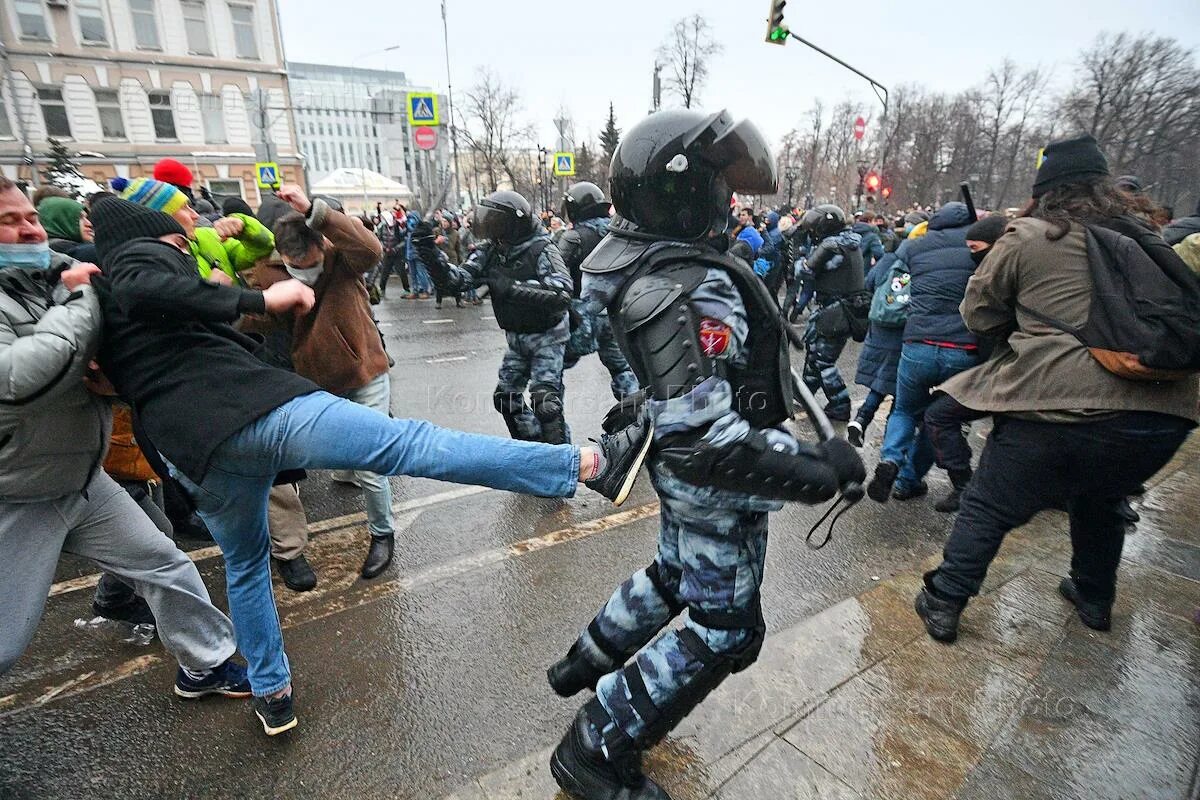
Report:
103,405,158,483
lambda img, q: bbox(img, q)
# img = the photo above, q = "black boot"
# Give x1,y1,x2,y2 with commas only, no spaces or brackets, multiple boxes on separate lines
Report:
867,461,899,503
914,573,966,643
548,643,611,698
273,554,317,592
93,595,156,626
550,706,670,800
935,468,972,513
892,481,929,502
1058,578,1112,631
361,536,394,579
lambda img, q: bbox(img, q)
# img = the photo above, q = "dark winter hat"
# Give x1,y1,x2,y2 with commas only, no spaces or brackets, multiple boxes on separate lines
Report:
965,214,1010,246
1032,134,1110,198
222,196,254,217
91,195,186,263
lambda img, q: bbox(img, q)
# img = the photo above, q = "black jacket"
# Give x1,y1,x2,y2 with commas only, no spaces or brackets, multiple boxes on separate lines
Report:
94,238,318,482
897,202,977,347
1163,215,1200,247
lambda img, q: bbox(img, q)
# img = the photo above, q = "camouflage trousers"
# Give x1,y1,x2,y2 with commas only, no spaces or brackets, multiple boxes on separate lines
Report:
564,303,639,401
802,306,851,414
573,465,773,743
495,328,569,444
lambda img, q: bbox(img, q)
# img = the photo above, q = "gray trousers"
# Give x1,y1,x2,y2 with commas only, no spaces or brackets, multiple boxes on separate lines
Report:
0,471,237,675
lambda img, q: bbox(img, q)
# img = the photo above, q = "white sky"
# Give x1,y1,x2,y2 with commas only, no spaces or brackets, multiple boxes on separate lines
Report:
278,0,1200,148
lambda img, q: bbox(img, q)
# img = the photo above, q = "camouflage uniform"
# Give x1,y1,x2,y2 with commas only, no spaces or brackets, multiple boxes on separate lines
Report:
572,264,799,743
801,228,864,418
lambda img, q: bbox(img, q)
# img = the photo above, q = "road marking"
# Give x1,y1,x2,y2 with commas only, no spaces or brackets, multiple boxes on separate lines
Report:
426,356,469,364
480,315,495,321
4,501,658,718
422,319,455,325
46,486,492,598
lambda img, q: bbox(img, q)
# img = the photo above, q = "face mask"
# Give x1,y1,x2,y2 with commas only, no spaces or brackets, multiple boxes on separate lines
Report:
285,259,323,286
0,241,51,271
970,248,991,266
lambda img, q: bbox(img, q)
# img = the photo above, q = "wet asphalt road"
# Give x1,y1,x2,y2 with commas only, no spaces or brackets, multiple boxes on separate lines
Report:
0,297,981,799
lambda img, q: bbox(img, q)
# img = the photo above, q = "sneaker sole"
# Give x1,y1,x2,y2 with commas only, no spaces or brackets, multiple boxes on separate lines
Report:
255,708,299,736
612,420,654,507
174,686,254,700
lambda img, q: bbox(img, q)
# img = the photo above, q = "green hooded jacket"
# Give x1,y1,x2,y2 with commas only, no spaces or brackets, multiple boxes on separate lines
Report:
190,213,275,282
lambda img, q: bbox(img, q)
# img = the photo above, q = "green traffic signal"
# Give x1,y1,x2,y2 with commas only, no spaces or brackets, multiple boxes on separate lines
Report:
769,26,788,41
765,0,787,45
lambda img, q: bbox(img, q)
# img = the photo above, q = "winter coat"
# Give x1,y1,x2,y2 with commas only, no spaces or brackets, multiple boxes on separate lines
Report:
852,221,885,269
0,256,112,501
1163,212,1200,247
940,217,1199,422
1174,232,1200,274
809,228,865,298
898,202,977,347
95,238,317,482
854,254,904,395
736,225,763,255
286,200,388,395
436,226,462,265
190,213,276,283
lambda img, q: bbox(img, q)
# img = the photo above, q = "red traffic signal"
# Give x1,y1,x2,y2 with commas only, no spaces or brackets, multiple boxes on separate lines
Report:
881,185,892,200
865,170,880,192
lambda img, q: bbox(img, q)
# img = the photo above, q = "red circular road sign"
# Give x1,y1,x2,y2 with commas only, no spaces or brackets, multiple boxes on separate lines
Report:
414,125,438,151
853,116,866,141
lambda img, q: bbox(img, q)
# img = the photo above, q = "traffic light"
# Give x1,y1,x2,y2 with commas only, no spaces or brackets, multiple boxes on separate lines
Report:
881,184,892,200
865,170,881,193
765,0,787,45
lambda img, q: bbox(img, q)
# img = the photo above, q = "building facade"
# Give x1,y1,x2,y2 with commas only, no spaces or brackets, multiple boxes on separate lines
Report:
0,0,300,201
287,61,450,209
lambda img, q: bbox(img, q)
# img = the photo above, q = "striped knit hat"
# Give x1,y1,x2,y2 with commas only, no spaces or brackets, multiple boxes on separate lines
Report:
119,177,189,215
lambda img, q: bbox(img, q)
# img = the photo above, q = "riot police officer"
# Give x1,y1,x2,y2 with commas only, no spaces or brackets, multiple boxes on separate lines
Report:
798,204,865,421
559,181,639,400
545,110,866,800
415,191,573,444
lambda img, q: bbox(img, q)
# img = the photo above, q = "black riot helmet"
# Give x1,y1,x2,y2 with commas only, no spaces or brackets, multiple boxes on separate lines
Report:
802,204,847,240
473,190,536,244
608,109,777,241
561,181,610,223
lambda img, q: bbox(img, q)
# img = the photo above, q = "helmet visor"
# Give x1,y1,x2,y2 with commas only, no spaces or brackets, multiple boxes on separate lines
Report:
474,201,519,242
707,118,778,194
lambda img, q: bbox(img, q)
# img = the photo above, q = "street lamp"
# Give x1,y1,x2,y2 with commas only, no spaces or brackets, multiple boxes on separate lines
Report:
784,165,799,209
855,158,869,211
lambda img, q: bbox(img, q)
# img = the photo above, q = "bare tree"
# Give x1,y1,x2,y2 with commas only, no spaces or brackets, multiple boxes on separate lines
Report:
459,69,534,195
657,14,723,109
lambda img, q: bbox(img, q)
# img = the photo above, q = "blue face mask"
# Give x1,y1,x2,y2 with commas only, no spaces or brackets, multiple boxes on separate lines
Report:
0,241,51,271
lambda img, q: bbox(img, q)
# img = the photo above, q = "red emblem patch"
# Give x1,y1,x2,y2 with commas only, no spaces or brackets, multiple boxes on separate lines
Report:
698,318,732,357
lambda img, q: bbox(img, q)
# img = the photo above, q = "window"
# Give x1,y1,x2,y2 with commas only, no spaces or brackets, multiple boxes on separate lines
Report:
38,89,71,138
75,0,108,43
228,4,258,59
0,96,13,138
94,89,125,139
199,94,225,143
148,90,176,140
244,93,263,143
208,179,241,197
14,0,49,39
129,0,160,49
180,0,211,54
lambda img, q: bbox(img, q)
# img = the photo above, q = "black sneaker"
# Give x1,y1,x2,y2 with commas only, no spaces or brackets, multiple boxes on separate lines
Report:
550,708,668,800
273,554,317,593
175,659,252,699
867,461,899,503
892,481,929,502
1058,578,1112,631
252,692,298,736
1116,498,1140,525
846,420,865,448
934,488,964,513
585,416,654,507
92,596,156,626
914,584,965,644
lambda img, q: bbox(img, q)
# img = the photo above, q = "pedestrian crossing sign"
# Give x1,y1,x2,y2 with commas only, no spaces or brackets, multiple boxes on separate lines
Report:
255,161,279,188
407,92,439,126
553,152,575,177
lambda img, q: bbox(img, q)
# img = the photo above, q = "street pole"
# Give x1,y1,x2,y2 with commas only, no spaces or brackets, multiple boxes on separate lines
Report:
441,0,463,209
855,160,868,212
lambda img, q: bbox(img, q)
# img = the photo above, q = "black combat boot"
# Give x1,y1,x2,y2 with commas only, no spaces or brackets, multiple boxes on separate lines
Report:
550,705,670,800
585,416,653,506
1058,578,1112,631
914,573,966,644
548,642,610,698
867,461,898,503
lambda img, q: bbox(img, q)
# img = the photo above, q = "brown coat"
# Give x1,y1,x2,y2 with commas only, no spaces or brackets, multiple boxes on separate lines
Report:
288,201,387,395
940,217,1199,422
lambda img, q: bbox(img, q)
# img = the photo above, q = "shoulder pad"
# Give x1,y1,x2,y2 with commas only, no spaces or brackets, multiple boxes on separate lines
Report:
620,273,685,333
580,233,655,274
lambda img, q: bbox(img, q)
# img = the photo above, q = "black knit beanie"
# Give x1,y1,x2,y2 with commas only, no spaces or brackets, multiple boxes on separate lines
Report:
222,196,255,217
91,195,187,264
965,214,1010,246
1032,134,1110,198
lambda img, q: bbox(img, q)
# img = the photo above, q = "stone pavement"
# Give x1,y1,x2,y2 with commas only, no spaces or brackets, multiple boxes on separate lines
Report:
444,436,1200,800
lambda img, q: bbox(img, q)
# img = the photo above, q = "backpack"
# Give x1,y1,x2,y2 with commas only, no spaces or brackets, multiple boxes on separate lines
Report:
1017,217,1200,381
868,259,912,328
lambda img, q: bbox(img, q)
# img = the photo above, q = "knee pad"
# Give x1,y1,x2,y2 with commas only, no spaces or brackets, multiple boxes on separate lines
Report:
493,387,525,416
645,561,684,616
688,596,766,673
529,383,563,422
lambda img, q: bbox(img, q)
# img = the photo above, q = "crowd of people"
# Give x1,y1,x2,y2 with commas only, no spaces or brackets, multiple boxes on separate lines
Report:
2,117,1197,800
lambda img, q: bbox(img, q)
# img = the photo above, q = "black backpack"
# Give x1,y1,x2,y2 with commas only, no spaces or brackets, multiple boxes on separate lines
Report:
1017,215,1200,381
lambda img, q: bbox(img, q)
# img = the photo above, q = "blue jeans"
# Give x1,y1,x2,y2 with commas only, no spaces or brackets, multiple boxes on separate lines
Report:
173,391,579,695
342,373,394,539
411,261,433,294
856,388,888,426
879,343,979,491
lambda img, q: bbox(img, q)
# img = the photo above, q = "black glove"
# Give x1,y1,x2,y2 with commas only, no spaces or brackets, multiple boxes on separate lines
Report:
819,438,867,486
